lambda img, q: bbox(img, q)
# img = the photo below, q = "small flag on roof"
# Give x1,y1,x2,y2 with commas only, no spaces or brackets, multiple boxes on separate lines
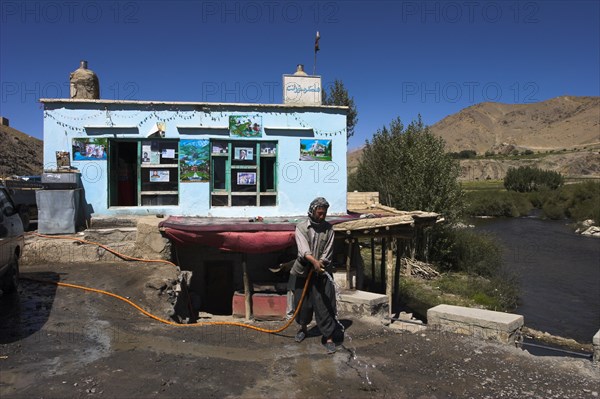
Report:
315,31,320,53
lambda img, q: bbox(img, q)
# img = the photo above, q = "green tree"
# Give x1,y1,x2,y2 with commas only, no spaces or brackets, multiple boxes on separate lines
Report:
504,166,564,192
322,79,358,143
349,116,464,221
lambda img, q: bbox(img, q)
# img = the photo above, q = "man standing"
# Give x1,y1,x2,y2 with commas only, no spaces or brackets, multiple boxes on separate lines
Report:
290,197,339,354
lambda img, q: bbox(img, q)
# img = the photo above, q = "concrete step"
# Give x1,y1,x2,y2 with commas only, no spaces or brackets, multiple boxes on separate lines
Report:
333,270,356,290
338,290,388,316
427,304,524,344
90,215,143,228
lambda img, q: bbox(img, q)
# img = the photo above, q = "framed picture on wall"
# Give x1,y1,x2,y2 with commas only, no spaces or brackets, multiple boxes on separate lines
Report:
56,151,71,168
229,115,262,137
299,139,332,161
72,138,108,161
237,172,256,185
234,147,254,161
149,170,170,182
260,142,277,155
180,139,210,182
211,142,228,154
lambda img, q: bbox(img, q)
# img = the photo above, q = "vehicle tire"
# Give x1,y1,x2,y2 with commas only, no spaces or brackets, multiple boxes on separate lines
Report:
19,205,30,231
3,257,19,293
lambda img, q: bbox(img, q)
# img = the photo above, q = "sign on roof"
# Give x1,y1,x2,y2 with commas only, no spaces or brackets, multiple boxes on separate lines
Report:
283,75,322,106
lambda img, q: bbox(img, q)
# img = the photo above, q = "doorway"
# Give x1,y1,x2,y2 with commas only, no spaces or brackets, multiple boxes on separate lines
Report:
202,261,234,315
109,141,138,206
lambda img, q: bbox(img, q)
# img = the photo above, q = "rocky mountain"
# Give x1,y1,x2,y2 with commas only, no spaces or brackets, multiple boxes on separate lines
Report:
0,123,43,177
348,96,600,180
429,96,599,154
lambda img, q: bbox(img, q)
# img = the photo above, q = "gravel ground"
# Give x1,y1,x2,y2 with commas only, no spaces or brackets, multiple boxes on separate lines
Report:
1,262,598,398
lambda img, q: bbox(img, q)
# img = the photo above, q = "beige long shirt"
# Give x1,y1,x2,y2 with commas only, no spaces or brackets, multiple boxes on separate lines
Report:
290,218,335,277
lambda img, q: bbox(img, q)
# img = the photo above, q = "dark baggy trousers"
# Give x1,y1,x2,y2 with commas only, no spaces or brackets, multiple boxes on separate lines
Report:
293,272,337,338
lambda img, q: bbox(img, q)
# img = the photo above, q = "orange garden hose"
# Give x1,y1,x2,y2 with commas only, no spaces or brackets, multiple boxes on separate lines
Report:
25,232,314,334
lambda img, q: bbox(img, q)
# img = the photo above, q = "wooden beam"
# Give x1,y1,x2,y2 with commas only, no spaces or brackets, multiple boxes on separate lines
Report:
380,237,386,293
386,236,395,317
242,254,251,321
336,232,414,240
370,237,375,290
345,239,354,289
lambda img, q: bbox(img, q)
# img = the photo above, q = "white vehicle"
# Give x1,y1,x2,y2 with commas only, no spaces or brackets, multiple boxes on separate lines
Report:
0,186,24,295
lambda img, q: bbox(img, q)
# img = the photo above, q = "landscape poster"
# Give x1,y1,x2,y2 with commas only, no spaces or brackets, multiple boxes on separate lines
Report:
299,139,332,161
179,139,209,182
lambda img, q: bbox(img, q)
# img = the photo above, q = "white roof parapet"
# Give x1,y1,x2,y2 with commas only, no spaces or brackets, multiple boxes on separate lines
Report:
39,98,348,111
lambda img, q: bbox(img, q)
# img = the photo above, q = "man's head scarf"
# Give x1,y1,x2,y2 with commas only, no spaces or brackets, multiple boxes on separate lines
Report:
308,197,330,219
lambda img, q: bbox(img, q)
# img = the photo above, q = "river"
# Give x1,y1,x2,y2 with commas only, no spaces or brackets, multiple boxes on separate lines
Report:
472,216,600,344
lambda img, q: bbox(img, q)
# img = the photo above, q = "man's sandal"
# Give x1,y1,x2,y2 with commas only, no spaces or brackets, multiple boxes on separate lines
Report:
325,341,336,354
295,330,307,343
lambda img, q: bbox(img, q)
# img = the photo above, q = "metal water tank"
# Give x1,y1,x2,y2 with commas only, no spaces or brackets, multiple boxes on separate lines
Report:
37,172,83,234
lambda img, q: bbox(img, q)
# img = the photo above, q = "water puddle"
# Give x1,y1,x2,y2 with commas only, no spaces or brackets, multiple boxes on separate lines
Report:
324,271,377,389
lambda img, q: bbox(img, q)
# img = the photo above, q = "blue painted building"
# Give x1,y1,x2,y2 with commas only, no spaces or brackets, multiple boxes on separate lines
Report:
39,98,348,218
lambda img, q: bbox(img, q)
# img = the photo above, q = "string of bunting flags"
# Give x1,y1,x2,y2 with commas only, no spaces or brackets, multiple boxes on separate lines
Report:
51,110,104,121
290,114,346,137
44,111,86,132
44,108,345,137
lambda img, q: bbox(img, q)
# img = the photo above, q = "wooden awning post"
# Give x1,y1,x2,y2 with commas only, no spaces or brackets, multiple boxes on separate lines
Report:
380,237,386,292
370,237,375,289
345,238,354,289
386,236,395,317
242,253,251,321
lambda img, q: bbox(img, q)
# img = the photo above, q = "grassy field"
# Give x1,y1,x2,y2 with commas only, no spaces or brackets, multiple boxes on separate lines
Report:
460,180,505,192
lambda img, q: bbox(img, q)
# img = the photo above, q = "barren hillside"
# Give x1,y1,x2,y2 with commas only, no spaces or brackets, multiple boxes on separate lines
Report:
0,124,43,177
348,96,600,180
429,96,600,154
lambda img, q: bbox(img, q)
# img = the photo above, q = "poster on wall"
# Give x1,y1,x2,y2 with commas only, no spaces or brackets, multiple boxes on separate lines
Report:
142,145,151,163
179,139,209,182
260,142,276,155
56,151,71,168
72,138,108,160
234,147,254,161
299,139,332,161
142,143,161,164
229,115,262,137
162,148,175,158
150,170,170,182
211,142,228,154
237,172,256,185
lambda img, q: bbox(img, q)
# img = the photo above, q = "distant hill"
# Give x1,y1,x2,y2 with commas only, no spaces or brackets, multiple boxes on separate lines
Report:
429,96,600,154
348,96,600,180
0,123,43,177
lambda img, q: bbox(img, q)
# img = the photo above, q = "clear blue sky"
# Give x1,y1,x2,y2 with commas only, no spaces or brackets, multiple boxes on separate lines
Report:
1,0,599,150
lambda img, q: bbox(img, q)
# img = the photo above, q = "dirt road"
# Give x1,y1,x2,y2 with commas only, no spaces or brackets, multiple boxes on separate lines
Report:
1,262,598,398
